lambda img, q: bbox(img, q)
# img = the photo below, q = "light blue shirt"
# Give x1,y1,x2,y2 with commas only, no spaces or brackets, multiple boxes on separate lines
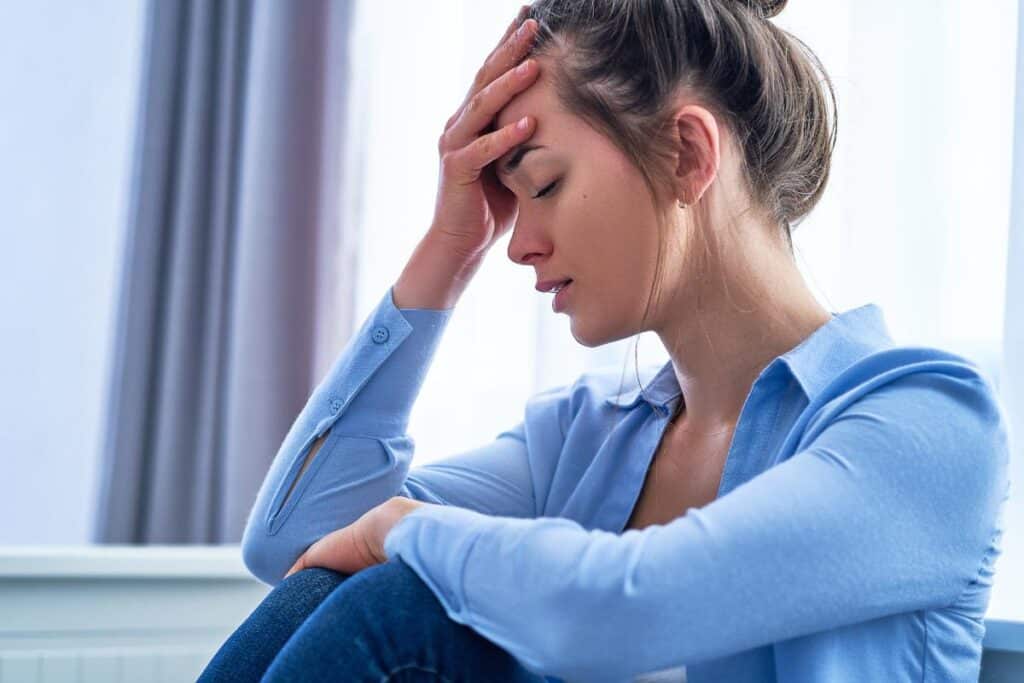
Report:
241,285,1011,683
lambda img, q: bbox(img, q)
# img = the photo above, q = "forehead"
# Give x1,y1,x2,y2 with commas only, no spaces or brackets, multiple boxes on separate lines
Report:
493,66,561,138
495,71,579,178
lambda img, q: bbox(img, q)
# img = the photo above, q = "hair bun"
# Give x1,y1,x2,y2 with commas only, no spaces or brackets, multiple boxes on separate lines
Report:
735,0,787,20
756,0,787,19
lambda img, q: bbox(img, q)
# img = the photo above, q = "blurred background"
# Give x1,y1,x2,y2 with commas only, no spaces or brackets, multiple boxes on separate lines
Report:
1,0,1022,634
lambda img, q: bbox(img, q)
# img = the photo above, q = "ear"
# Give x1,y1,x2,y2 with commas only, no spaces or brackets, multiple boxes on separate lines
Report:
672,104,720,206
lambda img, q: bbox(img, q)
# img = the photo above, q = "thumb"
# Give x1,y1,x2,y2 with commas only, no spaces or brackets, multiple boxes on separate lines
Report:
283,553,306,579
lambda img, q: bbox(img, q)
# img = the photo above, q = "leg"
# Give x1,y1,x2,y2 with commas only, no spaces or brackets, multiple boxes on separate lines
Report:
197,567,353,682
263,557,551,682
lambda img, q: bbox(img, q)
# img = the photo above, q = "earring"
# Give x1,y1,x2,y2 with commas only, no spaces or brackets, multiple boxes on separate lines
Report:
678,199,688,209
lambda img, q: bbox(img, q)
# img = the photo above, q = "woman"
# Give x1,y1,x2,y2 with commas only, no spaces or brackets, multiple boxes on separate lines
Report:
200,1,1010,681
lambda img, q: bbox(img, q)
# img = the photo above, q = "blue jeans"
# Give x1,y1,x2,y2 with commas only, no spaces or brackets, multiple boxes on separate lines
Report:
197,556,553,682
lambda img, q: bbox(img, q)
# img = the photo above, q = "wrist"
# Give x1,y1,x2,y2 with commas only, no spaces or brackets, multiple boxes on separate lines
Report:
393,233,485,310
422,229,488,269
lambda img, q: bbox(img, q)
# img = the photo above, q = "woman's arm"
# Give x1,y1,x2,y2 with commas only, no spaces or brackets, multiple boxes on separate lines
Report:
268,233,483,517
384,355,1011,682
240,245,571,586
239,279,449,585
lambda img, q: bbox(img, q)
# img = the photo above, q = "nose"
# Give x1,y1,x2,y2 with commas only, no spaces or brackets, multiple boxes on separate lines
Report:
506,215,550,266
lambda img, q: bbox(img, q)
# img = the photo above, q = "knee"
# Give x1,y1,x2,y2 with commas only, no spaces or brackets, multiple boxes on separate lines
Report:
331,557,446,619
273,566,351,600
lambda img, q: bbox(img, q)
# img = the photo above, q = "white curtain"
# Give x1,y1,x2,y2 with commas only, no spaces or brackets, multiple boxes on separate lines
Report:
341,1,1021,617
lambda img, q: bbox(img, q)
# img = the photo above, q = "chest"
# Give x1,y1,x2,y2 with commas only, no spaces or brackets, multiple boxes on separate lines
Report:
623,425,733,531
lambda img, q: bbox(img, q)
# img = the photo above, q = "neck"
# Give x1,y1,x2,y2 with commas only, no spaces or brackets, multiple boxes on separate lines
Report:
653,220,832,432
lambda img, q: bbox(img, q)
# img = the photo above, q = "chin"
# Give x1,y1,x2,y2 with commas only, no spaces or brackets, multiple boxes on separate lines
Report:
569,316,632,349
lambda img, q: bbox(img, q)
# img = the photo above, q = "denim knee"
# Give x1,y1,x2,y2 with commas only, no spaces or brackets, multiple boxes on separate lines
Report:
280,566,353,593
261,557,550,683
253,567,354,627
329,557,438,616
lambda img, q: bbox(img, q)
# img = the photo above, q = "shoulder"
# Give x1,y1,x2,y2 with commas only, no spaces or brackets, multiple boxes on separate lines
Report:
797,344,1010,500
802,345,1006,442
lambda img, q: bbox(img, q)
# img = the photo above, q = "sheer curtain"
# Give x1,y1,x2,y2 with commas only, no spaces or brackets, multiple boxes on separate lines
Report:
344,1,1020,616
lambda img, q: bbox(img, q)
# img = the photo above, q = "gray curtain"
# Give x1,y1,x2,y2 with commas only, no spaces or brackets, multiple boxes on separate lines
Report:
93,0,357,544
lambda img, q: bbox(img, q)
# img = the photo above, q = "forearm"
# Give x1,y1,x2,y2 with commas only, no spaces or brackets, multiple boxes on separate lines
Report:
271,232,476,512
242,284,456,585
392,232,485,310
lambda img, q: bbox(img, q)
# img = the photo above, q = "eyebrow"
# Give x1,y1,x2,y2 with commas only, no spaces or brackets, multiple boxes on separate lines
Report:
497,144,546,177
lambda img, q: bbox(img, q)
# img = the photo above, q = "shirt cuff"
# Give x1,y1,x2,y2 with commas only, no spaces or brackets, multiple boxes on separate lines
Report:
310,285,454,436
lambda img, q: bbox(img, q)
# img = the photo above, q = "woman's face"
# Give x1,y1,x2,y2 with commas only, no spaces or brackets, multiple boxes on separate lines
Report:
493,58,684,347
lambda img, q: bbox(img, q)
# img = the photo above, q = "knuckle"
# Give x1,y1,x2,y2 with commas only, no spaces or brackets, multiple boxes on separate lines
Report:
477,134,494,159
473,64,489,89
504,35,519,58
440,153,457,175
466,93,482,115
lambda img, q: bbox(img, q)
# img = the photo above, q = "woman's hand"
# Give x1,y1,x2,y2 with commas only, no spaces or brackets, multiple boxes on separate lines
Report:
428,5,541,261
283,497,427,578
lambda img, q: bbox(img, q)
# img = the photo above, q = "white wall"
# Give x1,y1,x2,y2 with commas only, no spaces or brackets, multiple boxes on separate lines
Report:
350,0,1016,462
0,1,144,544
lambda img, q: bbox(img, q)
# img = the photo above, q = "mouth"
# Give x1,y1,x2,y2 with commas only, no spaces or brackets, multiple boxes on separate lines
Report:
550,279,572,294
536,277,573,294
552,280,573,312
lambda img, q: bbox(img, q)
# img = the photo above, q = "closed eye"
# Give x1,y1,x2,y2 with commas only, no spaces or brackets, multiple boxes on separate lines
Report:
533,180,558,200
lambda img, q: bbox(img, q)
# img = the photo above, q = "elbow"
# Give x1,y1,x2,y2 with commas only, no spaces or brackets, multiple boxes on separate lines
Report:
240,519,288,588
241,539,281,588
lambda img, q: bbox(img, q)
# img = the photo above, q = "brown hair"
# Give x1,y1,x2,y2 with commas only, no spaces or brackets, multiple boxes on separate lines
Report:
516,0,837,412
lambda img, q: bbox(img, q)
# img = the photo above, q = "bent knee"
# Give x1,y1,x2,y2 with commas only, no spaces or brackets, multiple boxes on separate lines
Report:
337,558,445,613
279,566,351,595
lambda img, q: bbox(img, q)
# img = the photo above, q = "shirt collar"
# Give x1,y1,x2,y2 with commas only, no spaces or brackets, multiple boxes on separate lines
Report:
604,303,894,413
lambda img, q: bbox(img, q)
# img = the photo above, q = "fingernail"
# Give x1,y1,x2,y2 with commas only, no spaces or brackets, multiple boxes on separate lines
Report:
517,116,529,130
516,60,530,75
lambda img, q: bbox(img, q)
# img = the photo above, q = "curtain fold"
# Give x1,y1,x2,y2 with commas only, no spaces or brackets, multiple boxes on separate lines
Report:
93,0,357,544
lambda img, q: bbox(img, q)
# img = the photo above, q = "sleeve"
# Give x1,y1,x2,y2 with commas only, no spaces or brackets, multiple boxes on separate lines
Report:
240,285,542,586
397,379,573,517
396,420,537,517
382,366,1012,682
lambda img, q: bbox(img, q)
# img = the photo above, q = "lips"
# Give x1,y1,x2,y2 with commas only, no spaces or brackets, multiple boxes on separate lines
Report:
535,278,573,293
552,280,573,312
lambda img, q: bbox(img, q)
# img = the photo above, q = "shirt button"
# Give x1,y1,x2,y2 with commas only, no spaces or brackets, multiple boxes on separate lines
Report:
371,326,390,344
329,398,343,413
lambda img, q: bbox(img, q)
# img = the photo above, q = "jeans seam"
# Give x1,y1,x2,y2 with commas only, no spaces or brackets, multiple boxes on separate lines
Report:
381,663,454,682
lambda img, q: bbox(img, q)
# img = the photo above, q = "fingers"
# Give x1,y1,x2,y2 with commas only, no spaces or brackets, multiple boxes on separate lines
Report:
445,55,539,153
493,4,532,54
446,115,535,184
281,520,382,577
477,6,534,99
445,10,531,133
443,14,538,143
284,554,305,579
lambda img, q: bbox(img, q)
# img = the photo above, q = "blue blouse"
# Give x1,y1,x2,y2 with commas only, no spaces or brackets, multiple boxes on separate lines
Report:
241,285,1011,683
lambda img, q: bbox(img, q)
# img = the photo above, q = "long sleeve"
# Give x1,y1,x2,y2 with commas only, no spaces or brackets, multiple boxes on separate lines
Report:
241,285,455,585
383,360,1011,682
397,379,573,517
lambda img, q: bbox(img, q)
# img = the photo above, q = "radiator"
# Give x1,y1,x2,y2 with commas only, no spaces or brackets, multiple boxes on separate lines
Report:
0,546,269,683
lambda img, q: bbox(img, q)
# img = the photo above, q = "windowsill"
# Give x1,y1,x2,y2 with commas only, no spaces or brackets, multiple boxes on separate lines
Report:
0,545,1020,653
0,544,255,580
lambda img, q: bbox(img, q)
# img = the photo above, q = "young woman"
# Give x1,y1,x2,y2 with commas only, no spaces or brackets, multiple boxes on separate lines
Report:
200,1,1010,681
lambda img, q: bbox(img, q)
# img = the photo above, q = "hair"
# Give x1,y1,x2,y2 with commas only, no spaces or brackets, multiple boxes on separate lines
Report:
515,0,838,415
